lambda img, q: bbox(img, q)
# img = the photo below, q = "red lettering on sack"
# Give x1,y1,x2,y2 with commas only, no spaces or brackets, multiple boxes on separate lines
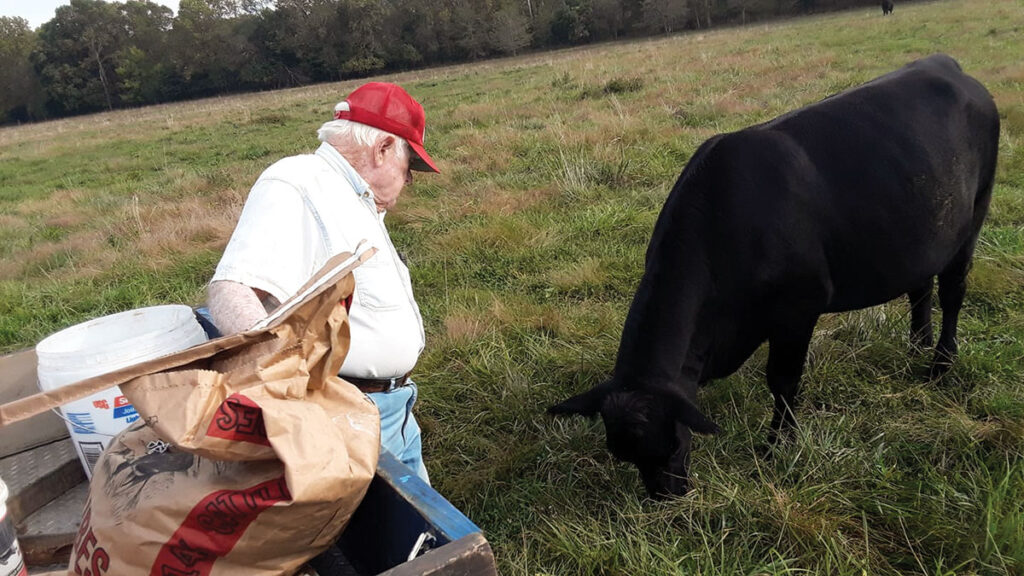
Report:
204,394,271,446
92,399,110,409
71,503,109,576
168,537,214,569
149,477,291,576
91,549,110,575
160,568,200,576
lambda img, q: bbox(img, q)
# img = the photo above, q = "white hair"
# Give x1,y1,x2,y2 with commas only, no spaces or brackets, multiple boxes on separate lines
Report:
317,101,409,159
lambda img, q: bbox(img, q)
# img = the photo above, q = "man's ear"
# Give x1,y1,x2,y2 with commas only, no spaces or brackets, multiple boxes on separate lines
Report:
548,380,613,418
373,135,397,167
653,384,721,435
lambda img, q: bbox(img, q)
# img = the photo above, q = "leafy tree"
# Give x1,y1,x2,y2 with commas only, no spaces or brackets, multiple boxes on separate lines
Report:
550,0,592,45
641,0,689,33
266,0,350,82
336,0,388,75
0,16,45,122
35,0,128,114
170,0,249,96
242,8,305,87
491,4,531,55
451,0,493,59
590,0,626,39
116,0,175,104
402,0,457,63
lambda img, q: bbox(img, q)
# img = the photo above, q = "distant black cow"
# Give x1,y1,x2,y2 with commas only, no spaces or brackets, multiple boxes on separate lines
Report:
882,0,894,15
549,54,999,498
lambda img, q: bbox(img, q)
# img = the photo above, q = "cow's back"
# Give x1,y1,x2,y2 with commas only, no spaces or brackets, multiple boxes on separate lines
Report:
694,54,999,312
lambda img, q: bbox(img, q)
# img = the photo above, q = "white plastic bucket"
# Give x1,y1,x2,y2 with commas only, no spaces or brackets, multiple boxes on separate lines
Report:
36,305,208,478
0,476,27,576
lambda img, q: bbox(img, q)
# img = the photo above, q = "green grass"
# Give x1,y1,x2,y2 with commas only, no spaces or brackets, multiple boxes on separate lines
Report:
2,0,1024,573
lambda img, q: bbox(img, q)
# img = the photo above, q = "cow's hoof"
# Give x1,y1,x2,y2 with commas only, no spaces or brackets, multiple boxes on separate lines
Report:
910,332,934,352
929,359,953,380
753,440,774,459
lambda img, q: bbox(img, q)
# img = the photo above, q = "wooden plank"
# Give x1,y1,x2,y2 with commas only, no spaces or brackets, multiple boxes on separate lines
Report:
0,349,69,458
379,533,498,576
21,532,75,570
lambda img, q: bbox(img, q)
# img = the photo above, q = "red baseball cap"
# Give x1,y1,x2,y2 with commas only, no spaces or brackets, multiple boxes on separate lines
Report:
334,82,440,173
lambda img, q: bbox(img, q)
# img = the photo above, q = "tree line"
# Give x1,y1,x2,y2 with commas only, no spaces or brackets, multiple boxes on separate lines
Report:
1,0,894,124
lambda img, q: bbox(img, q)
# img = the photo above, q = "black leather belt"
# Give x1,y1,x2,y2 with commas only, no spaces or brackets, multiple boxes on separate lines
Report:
343,372,412,394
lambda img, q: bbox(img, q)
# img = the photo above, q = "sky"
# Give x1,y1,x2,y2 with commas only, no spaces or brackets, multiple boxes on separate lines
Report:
0,0,180,29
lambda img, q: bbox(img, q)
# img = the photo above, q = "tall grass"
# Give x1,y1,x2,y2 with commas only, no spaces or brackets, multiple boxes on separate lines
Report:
2,0,1023,573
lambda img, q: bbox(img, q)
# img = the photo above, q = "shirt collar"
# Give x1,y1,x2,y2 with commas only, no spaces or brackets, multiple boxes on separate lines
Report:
315,142,372,200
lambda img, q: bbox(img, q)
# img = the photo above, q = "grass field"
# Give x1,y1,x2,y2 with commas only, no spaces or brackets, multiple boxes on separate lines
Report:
2,0,1023,573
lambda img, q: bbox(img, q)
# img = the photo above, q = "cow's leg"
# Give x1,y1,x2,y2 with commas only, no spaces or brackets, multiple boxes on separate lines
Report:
933,259,970,378
908,278,934,349
766,314,819,445
932,172,995,377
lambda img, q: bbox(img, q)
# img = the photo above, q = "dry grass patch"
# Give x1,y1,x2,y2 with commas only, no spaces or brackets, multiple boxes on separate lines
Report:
765,484,851,546
447,101,503,129
43,214,87,229
161,168,209,196
548,258,608,292
444,312,491,343
162,166,253,204
448,131,515,173
16,188,88,215
476,187,553,217
449,184,554,218
968,416,1024,450
8,228,112,280
486,297,568,338
437,218,558,253
1000,60,1024,83
524,306,568,337
0,213,29,233
123,195,239,264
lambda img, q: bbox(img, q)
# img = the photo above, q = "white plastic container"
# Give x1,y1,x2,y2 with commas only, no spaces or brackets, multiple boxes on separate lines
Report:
0,476,27,576
36,305,208,478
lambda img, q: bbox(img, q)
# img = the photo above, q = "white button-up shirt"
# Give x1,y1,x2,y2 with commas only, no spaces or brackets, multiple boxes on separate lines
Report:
212,142,425,378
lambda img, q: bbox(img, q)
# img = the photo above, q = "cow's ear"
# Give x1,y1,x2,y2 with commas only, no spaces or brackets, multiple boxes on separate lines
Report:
657,386,721,435
548,381,613,418
679,404,721,435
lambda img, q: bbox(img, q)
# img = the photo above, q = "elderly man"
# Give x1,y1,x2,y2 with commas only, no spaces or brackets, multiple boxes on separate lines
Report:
207,82,439,482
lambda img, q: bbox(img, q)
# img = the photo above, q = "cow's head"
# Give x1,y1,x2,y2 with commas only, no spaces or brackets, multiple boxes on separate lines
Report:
548,381,720,498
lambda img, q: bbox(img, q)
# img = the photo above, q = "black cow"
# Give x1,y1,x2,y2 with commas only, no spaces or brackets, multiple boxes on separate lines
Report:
882,0,894,15
549,54,999,498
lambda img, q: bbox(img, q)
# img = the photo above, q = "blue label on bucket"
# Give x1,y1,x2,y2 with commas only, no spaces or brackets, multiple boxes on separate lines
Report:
113,404,137,419
66,412,95,434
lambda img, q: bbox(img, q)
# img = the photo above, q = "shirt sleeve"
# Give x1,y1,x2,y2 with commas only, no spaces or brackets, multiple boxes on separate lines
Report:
211,178,323,303
206,280,268,335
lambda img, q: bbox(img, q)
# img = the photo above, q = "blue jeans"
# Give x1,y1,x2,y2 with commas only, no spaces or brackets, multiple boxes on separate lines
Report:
367,382,429,484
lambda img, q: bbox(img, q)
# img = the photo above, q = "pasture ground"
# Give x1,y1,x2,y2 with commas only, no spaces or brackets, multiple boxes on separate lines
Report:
1,0,1023,573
